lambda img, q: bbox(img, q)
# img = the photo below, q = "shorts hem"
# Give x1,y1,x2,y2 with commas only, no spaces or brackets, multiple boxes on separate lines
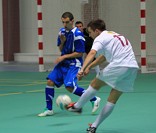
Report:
98,78,133,93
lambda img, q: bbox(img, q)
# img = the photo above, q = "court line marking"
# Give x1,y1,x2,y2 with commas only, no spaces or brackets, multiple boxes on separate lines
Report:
0,84,90,97
0,79,90,87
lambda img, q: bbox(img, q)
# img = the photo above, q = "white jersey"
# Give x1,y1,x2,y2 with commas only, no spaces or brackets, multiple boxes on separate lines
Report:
92,30,139,68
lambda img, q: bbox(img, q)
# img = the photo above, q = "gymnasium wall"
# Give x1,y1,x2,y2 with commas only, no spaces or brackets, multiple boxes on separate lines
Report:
0,0,155,64
15,0,82,62
99,0,156,65
0,0,3,61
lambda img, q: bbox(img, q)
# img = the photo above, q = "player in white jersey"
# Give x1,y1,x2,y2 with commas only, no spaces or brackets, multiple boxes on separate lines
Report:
66,19,139,133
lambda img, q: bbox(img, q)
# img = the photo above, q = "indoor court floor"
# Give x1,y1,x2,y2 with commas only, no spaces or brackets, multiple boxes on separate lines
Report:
0,62,156,133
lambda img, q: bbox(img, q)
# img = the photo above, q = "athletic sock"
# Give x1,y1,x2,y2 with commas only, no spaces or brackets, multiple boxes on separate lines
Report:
74,85,97,108
45,86,54,110
92,101,115,128
94,65,100,75
73,86,97,102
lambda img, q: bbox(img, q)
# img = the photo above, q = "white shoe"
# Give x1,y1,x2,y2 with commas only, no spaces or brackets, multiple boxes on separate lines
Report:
92,97,101,113
38,109,54,117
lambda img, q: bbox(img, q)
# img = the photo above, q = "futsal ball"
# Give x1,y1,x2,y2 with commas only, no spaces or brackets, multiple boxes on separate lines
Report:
56,94,72,110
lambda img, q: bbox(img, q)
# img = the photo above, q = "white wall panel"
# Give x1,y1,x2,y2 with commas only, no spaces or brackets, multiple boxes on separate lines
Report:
99,0,156,64
19,0,82,55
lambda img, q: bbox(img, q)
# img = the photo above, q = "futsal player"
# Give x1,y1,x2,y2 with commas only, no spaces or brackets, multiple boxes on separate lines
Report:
75,21,100,75
38,12,101,117
67,19,139,133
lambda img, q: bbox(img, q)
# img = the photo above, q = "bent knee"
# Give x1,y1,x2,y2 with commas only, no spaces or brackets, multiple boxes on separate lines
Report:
66,87,74,93
47,80,55,86
90,78,106,90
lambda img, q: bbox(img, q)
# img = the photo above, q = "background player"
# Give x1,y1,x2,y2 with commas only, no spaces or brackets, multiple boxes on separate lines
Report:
75,21,100,75
38,12,101,117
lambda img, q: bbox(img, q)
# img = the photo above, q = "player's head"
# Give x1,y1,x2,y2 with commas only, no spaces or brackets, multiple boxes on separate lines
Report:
61,12,74,30
87,19,106,39
75,21,84,32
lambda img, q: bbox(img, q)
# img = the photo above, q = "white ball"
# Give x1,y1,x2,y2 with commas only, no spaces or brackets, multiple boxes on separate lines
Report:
56,94,72,110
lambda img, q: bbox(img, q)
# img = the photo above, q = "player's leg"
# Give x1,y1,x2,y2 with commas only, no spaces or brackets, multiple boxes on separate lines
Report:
67,78,105,111
94,65,100,75
38,65,63,117
66,85,101,113
89,89,122,130
65,67,101,113
45,80,55,110
38,79,55,117
87,67,138,132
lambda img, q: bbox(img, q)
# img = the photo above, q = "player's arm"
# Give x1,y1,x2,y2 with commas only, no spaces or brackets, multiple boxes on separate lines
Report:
54,52,83,64
87,55,106,69
77,49,96,80
81,49,96,71
82,55,105,76
63,52,83,58
58,34,66,52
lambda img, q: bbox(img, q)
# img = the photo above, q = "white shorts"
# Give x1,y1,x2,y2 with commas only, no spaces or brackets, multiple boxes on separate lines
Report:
97,66,138,92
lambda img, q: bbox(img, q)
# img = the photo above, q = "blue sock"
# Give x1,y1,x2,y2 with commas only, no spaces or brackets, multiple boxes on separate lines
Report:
45,86,54,110
73,86,97,102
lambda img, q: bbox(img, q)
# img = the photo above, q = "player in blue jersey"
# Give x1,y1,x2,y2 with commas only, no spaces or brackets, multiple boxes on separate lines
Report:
38,12,101,117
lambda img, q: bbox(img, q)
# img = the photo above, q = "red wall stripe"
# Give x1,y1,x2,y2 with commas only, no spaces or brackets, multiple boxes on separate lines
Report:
141,58,146,66
38,12,42,20
37,0,42,5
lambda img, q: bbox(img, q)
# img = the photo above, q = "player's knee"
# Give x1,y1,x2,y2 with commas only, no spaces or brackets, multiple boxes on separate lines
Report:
47,80,55,86
90,78,104,90
66,87,74,93
107,91,122,104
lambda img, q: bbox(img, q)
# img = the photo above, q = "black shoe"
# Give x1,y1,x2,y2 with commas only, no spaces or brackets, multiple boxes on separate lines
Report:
66,103,82,114
86,126,97,133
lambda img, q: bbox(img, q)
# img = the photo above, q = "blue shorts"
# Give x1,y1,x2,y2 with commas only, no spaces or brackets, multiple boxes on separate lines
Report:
47,63,80,88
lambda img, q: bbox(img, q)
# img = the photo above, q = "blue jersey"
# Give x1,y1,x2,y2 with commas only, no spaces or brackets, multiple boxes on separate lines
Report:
47,27,85,88
57,27,85,67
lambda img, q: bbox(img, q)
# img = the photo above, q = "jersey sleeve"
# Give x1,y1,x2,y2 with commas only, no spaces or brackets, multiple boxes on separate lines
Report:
74,30,85,53
92,41,104,57
92,41,103,52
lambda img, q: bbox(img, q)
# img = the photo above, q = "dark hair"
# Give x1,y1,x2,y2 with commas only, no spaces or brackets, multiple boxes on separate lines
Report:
87,19,106,31
75,21,83,26
61,12,74,21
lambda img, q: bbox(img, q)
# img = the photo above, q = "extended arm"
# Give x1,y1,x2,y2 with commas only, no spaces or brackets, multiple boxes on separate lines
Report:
81,49,97,71
87,55,106,70
54,52,83,64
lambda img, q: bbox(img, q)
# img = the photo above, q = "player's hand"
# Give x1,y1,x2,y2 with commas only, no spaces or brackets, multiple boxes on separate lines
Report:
77,70,84,81
84,67,90,76
54,56,65,64
60,34,66,44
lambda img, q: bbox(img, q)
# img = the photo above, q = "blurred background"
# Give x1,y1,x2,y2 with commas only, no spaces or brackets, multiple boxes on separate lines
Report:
0,0,156,70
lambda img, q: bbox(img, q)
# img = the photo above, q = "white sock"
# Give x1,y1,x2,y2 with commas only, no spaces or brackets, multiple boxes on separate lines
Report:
74,85,97,109
92,101,115,128
94,65,100,74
